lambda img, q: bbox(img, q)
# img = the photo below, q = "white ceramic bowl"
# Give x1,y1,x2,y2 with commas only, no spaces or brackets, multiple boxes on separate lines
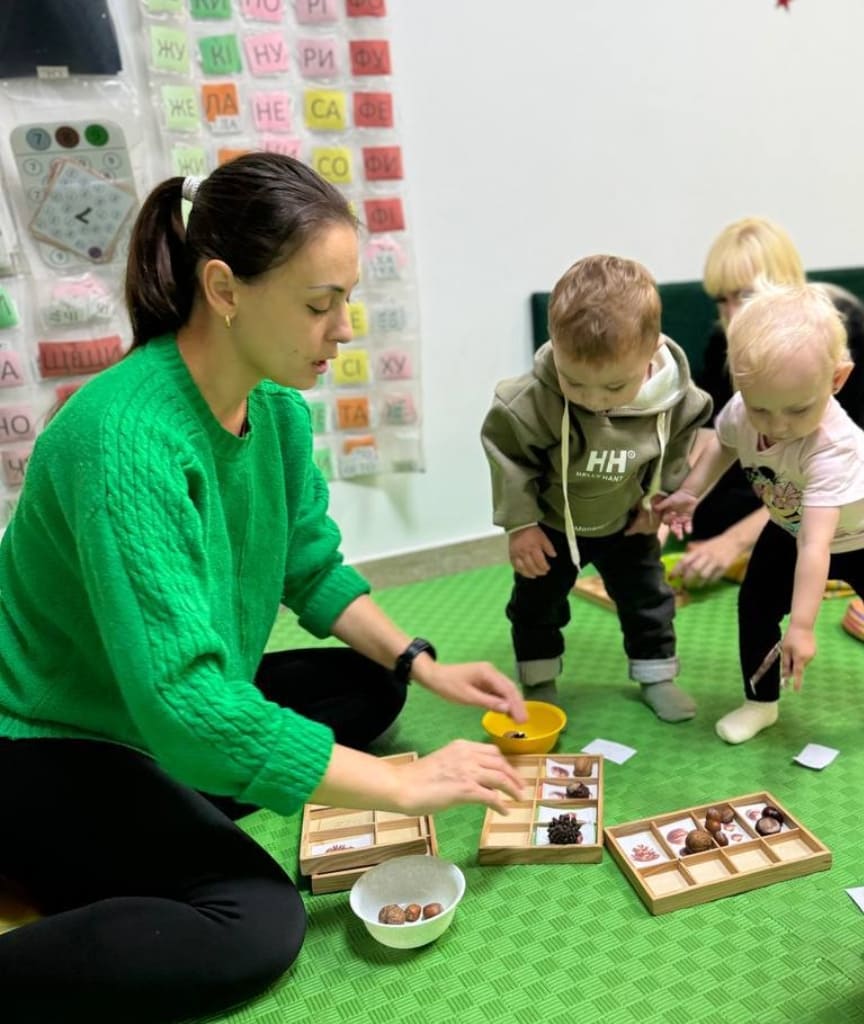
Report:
349,855,466,949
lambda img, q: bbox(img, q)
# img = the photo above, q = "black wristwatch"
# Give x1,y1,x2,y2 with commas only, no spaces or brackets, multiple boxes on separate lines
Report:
393,637,437,684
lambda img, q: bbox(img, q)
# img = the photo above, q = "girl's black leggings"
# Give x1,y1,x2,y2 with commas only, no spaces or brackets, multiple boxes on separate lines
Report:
0,647,406,1024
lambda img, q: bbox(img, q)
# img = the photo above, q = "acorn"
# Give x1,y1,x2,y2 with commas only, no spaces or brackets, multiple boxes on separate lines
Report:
684,828,715,853
705,806,722,824
705,817,722,834
572,756,592,777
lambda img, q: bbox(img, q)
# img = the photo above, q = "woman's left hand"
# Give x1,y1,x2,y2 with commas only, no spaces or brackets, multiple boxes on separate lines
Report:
416,661,528,722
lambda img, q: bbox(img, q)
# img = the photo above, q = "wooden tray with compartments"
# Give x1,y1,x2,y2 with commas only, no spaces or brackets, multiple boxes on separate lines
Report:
604,791,831,915
477,754,604,864
299,752,438,893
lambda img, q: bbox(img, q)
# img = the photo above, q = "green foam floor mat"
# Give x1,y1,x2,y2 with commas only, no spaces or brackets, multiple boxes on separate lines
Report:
205,565,863,1024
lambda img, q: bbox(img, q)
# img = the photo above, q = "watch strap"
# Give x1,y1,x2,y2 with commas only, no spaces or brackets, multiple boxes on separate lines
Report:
393,637,437,684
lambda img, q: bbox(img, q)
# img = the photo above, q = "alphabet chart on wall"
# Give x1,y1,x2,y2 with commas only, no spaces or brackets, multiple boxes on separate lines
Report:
140,0,424,480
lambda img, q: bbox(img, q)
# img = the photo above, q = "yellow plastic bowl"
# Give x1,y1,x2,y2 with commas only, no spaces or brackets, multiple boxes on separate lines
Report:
482,700,567,754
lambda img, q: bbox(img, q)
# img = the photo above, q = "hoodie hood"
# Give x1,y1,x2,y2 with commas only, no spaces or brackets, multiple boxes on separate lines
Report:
533,335,689,417
480,336,712,560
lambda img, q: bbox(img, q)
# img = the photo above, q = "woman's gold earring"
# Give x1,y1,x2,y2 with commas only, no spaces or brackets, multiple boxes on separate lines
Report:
225,314,233,329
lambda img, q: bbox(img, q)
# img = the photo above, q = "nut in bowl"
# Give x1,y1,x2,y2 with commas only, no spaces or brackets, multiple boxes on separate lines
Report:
482,700,567,754
349,855,465,950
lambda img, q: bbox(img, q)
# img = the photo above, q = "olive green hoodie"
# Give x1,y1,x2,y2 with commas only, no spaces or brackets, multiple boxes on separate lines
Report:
481,337,712,566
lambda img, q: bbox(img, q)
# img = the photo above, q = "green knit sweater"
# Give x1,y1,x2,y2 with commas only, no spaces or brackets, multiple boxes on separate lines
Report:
0,336,370,816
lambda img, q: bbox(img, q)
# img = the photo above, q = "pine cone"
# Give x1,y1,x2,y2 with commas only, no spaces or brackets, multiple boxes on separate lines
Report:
547,813,584,845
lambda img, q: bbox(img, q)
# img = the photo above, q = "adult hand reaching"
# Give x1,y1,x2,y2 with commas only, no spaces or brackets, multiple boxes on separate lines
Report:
396,740,526,815
418,661,528,723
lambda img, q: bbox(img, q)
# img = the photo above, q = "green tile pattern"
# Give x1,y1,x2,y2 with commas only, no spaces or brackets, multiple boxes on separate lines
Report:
201,566,864,1024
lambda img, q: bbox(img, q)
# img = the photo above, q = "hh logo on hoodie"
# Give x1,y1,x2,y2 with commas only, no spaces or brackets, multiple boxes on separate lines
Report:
578,448,637,480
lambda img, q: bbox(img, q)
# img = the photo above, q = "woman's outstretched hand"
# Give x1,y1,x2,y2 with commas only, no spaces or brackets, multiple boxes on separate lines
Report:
396,740,525,815
417,661,527,723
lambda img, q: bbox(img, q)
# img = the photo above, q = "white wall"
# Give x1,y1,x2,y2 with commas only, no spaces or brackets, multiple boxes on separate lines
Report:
331,0,864,561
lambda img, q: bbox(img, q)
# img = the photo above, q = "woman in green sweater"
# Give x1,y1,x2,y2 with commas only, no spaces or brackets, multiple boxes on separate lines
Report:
0,153,525,1024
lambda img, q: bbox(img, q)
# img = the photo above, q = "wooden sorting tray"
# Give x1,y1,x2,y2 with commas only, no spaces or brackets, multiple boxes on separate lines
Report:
478,754,604,864
299,752,438,891
310,818,439,894
604,791,831,915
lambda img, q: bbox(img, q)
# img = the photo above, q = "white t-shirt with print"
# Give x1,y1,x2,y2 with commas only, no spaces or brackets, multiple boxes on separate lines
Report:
715,393,864,554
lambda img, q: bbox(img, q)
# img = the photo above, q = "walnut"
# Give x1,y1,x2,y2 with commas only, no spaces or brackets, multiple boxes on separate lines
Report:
378,904,406,925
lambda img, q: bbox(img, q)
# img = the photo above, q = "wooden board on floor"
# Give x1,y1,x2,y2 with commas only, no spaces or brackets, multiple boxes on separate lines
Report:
573,574,690,610
299,752,439,892
604,791,831,915
477,754,604,864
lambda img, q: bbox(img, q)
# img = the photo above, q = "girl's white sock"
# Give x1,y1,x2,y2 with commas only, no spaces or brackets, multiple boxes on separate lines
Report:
715,700,779,744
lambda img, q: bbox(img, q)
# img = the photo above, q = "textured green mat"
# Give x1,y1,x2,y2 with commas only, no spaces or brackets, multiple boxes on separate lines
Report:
207,565,862,1024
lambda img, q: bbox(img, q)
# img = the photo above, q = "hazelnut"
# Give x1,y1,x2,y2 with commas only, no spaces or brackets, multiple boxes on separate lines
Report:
714,830,729,847
761,804,784,824
422,902,443,919
404,903,421,922
572,756,592,777
378,904,406,925
504,730,526,739
684,828,715,853
755,816,781,836
565,782,590,799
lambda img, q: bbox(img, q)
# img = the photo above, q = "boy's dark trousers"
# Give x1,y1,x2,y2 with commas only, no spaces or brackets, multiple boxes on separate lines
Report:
740,520,864,701
507,523,678,686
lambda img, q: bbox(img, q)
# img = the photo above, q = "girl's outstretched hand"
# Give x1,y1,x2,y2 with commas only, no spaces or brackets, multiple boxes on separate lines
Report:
781,625,816,691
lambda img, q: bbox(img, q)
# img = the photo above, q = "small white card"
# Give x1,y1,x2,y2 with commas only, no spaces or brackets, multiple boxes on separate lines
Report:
846,887,864,913
793,743,839,770
582,738,636,765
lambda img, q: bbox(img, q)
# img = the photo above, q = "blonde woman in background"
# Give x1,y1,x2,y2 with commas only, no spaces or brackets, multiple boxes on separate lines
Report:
671,216,864,587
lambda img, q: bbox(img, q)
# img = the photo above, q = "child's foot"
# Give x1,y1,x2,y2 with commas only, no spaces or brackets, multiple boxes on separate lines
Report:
523,680,560,707
715,700,778,744
640,681,696,722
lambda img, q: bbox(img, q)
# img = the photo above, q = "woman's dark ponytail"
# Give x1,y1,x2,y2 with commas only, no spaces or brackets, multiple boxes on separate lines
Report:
124,178,197,348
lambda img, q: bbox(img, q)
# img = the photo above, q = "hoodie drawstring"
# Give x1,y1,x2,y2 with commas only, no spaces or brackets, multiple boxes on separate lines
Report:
642,409,670,509
560,400,581,570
